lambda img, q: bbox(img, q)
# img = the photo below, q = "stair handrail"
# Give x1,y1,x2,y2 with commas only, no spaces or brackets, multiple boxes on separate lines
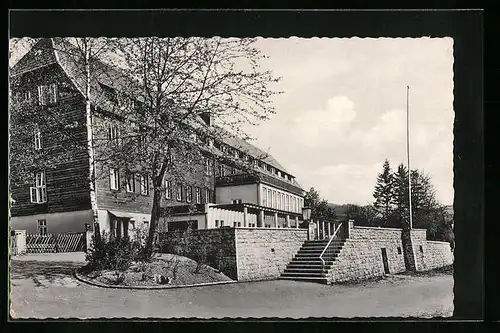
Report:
319,222,343,269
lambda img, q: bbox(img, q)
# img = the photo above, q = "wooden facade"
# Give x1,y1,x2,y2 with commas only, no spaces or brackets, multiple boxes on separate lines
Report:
10,38,305,233
10,62,91,217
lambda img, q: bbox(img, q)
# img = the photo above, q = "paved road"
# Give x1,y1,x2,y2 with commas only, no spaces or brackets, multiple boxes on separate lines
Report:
9,253,453,319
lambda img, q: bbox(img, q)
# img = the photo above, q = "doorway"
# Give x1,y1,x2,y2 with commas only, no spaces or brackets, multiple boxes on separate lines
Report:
381,248,390,274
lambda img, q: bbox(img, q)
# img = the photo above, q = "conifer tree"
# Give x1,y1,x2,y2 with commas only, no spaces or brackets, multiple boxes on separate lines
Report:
372,159,395,225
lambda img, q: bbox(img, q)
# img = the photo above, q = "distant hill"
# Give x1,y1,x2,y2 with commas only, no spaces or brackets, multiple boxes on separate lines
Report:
327,203,350,220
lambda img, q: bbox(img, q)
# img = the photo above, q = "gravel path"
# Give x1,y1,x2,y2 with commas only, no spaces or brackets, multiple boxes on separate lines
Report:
9,253,453,319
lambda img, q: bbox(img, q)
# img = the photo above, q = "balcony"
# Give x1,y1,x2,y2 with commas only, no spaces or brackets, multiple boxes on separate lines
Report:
215,172,304,196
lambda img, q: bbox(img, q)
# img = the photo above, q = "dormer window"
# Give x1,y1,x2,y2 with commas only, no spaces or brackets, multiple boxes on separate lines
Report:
37,83,57,106
23,90,32,103
99,83,118,104
108,125,120,143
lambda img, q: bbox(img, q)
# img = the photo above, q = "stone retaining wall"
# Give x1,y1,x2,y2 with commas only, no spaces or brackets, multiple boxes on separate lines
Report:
235,228,308,281
327,226,407,283
415,239,454,271
159,227,307,281
159,228,238,279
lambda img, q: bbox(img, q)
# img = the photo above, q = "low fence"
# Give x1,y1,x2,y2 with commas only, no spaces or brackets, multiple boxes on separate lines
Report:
26,232,86,253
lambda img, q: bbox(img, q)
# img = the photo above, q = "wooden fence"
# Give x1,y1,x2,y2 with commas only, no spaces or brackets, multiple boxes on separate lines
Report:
26,232,86,253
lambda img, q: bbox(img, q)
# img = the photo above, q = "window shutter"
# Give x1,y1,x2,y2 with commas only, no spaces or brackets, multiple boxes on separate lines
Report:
41,187,47,203
30,187,37,203
37,86,42,105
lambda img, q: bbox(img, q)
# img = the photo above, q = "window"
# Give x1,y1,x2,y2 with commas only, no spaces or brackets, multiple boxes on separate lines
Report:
262,187,267,206
233,222,237,227
186,185,192,202
220,220,224,227
267,189,271,207
126,172,135,193
37,219,47,235
34,126,42,150
176,183,182,201
144,221,149,229
204,158,211,176
231,167,237,175
215,220,219,228
195,187,201,204
238,222,241,227
397,247,402,254
49,83,58,104
37,85,47,105
108,125,120,143
205,188,212,203
30,171,47,203
23,90,32,103
165,180,172,199
109,168,119,190
139,175,149,195
218,164,226,177
419,245,424,253
37,84,57,105
232,199,242,204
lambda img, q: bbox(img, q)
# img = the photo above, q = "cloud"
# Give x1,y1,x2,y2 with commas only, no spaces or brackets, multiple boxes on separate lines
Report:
290,96,357,147
304,163,383,205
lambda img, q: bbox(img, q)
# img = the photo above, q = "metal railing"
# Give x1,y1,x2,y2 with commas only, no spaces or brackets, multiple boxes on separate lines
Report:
319,223,344,269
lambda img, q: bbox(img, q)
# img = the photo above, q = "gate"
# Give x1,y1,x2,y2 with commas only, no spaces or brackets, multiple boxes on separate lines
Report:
26,232,86,253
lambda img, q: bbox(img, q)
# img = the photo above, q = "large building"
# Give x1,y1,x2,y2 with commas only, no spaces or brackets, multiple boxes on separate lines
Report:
9,38,305,237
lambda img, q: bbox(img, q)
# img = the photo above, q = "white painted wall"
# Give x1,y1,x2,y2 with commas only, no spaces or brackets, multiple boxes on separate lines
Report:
216,184,258,204
10,210,94,233
97,209,151,234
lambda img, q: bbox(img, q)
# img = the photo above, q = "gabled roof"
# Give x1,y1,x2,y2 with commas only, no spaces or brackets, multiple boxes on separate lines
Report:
10,38,301,187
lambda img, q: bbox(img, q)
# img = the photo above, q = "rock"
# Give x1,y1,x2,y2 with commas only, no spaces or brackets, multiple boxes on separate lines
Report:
101,271,125,285
86,270,101,279
152,273,171,285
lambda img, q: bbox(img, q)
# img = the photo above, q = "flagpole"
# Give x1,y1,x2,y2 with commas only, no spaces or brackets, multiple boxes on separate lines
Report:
406,85,413,230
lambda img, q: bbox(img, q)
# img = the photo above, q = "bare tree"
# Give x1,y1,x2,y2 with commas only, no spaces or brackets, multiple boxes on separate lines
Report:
9,37,280,257
109,37,280,256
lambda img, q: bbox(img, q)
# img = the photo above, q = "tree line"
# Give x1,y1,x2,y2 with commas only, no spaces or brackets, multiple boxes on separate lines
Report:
304,159,454,244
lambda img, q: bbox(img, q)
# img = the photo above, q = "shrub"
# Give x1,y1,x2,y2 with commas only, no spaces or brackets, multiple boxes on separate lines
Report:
85,229,152,272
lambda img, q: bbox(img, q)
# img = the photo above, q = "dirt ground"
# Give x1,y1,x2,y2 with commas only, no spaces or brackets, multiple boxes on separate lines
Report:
9,252,453,319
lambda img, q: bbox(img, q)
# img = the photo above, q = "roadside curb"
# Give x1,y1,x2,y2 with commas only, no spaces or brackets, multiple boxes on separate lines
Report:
73,269,237,290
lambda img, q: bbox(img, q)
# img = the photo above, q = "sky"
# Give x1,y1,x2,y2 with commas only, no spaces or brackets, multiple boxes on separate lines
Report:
9,37,454,206
243,37,454,206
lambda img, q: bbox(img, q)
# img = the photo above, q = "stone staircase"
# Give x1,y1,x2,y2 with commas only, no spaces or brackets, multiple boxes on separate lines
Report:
280,237,346,284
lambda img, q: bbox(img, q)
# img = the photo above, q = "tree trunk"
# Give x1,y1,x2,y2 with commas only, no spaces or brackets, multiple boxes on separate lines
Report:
144,166,167,257
84,39,99,233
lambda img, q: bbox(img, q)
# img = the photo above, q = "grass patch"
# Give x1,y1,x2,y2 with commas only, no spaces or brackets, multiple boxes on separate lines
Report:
81,253,233,287
399,265,454,277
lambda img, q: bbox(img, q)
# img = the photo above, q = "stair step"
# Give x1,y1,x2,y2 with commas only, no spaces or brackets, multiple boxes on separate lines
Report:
299,246,343,250
281,271,327,277
298,248,342,255
289,260,334,266
295,254,339,258
284,268,328,273
279,276,329,284
291,258,335,263
287,262,333,267
301,244,343,248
